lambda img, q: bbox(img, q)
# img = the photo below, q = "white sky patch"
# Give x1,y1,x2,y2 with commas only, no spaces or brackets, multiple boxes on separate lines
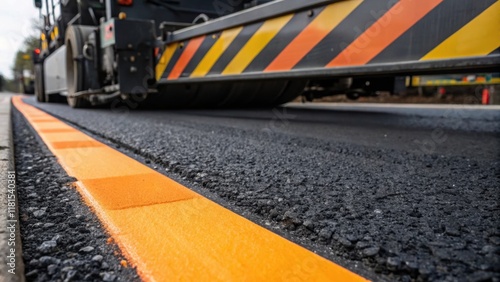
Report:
0,1,40,79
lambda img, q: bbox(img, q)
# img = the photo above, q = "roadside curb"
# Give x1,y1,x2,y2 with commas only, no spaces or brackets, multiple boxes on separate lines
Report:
0,94,26,282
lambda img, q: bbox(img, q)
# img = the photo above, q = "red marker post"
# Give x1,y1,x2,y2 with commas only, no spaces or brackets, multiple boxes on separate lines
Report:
482,87,490,105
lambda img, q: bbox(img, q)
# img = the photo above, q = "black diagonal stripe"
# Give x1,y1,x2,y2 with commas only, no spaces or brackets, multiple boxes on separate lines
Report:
370,0,497,64
180,34,219,77
294,0,397,70
243,6,324,73
490,47,500,55
162,43,185,79
207,22,264,75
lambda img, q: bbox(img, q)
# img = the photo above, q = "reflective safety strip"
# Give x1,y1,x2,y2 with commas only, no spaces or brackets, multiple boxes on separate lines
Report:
191,26,243,77
155,43,179,81
265,0,362,71
327,0,443,67
421,0,500,60
12,96,371,282
168,36,205,79
222,14,293,75
153,0,499,82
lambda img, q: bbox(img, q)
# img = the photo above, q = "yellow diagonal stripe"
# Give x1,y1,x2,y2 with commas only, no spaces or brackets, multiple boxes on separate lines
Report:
155,43,178,81
191,27,243,77
222,14,294,75
422,1,500,60
268,0,362,70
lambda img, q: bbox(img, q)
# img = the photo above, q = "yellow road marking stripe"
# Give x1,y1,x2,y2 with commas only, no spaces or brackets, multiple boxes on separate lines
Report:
155,43,178,81
191,27,243,77
13,96,370,282
422,1,500,60
222,14,293,75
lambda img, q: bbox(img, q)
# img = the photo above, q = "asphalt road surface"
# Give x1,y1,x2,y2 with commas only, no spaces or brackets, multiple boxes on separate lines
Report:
17,96,500,281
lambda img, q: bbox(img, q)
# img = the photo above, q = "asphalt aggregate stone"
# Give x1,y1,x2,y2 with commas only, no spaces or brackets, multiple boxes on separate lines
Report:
12,108,139,281
21,98,500,281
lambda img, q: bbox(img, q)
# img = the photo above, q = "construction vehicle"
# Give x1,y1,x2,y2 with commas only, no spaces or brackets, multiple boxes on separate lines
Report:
399,73,500,102
33,0,500,108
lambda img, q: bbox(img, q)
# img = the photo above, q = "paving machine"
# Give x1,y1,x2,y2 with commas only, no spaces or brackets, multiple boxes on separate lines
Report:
33,0,500,107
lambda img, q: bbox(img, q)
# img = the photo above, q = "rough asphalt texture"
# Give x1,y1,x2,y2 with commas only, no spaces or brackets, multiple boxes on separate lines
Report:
12,108,140,282
24,97,500,281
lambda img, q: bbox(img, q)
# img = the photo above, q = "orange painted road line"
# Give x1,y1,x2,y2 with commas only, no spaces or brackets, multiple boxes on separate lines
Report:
327,0,442,67
168,36,206,79
12,96,370,282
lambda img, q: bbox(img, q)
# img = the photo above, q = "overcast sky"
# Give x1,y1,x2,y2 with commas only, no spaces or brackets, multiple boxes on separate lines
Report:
0,1,39,79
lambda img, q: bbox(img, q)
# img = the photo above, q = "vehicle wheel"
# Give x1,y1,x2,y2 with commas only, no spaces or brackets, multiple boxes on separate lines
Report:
46,93,64,103
65,25,94,108
273,80,308,106
35,64,46,103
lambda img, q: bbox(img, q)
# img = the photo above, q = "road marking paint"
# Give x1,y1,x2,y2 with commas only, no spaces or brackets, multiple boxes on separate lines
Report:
50,141,104,150
55,147,153,180
38,128,76,133
12,96,370,282
42,132,94,142
30,121,74,131
80,173,198,210
31,118,59,122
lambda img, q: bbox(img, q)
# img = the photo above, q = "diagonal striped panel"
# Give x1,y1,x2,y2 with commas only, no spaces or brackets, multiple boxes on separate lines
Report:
265,0,363,72
222,14,293,75
155,43,178,81
206,22,264,75
244,8,323,72
191,27,243,77
154,0,499,82
370,0,497,64
168,36,206,79
294,0,398,69
180,34,221,76
421,0,500,60
327,0,443,67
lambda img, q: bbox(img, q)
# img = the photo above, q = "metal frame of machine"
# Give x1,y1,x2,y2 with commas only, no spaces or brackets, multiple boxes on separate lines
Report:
33,0,500,107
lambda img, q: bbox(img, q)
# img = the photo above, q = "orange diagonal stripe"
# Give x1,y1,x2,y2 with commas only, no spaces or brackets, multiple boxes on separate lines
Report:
265,0,363,72
168,36,205,79
327,0,443,67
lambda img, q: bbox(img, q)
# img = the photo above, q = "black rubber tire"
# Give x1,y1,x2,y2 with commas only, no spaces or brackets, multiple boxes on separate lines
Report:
272,80,308,106
46,93,65,103
153,79,307,109
35,64,46,103
65,25,94,108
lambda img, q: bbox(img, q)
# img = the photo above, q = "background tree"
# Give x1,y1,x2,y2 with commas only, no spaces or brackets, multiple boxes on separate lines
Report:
12,35,39,78
0,18,40,93
11,35,39,93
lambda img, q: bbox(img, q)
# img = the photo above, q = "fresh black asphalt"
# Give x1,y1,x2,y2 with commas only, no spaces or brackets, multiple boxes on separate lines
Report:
17,97,500,281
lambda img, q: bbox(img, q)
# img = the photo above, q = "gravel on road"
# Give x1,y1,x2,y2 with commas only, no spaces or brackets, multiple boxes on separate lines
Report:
13,107,140,282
